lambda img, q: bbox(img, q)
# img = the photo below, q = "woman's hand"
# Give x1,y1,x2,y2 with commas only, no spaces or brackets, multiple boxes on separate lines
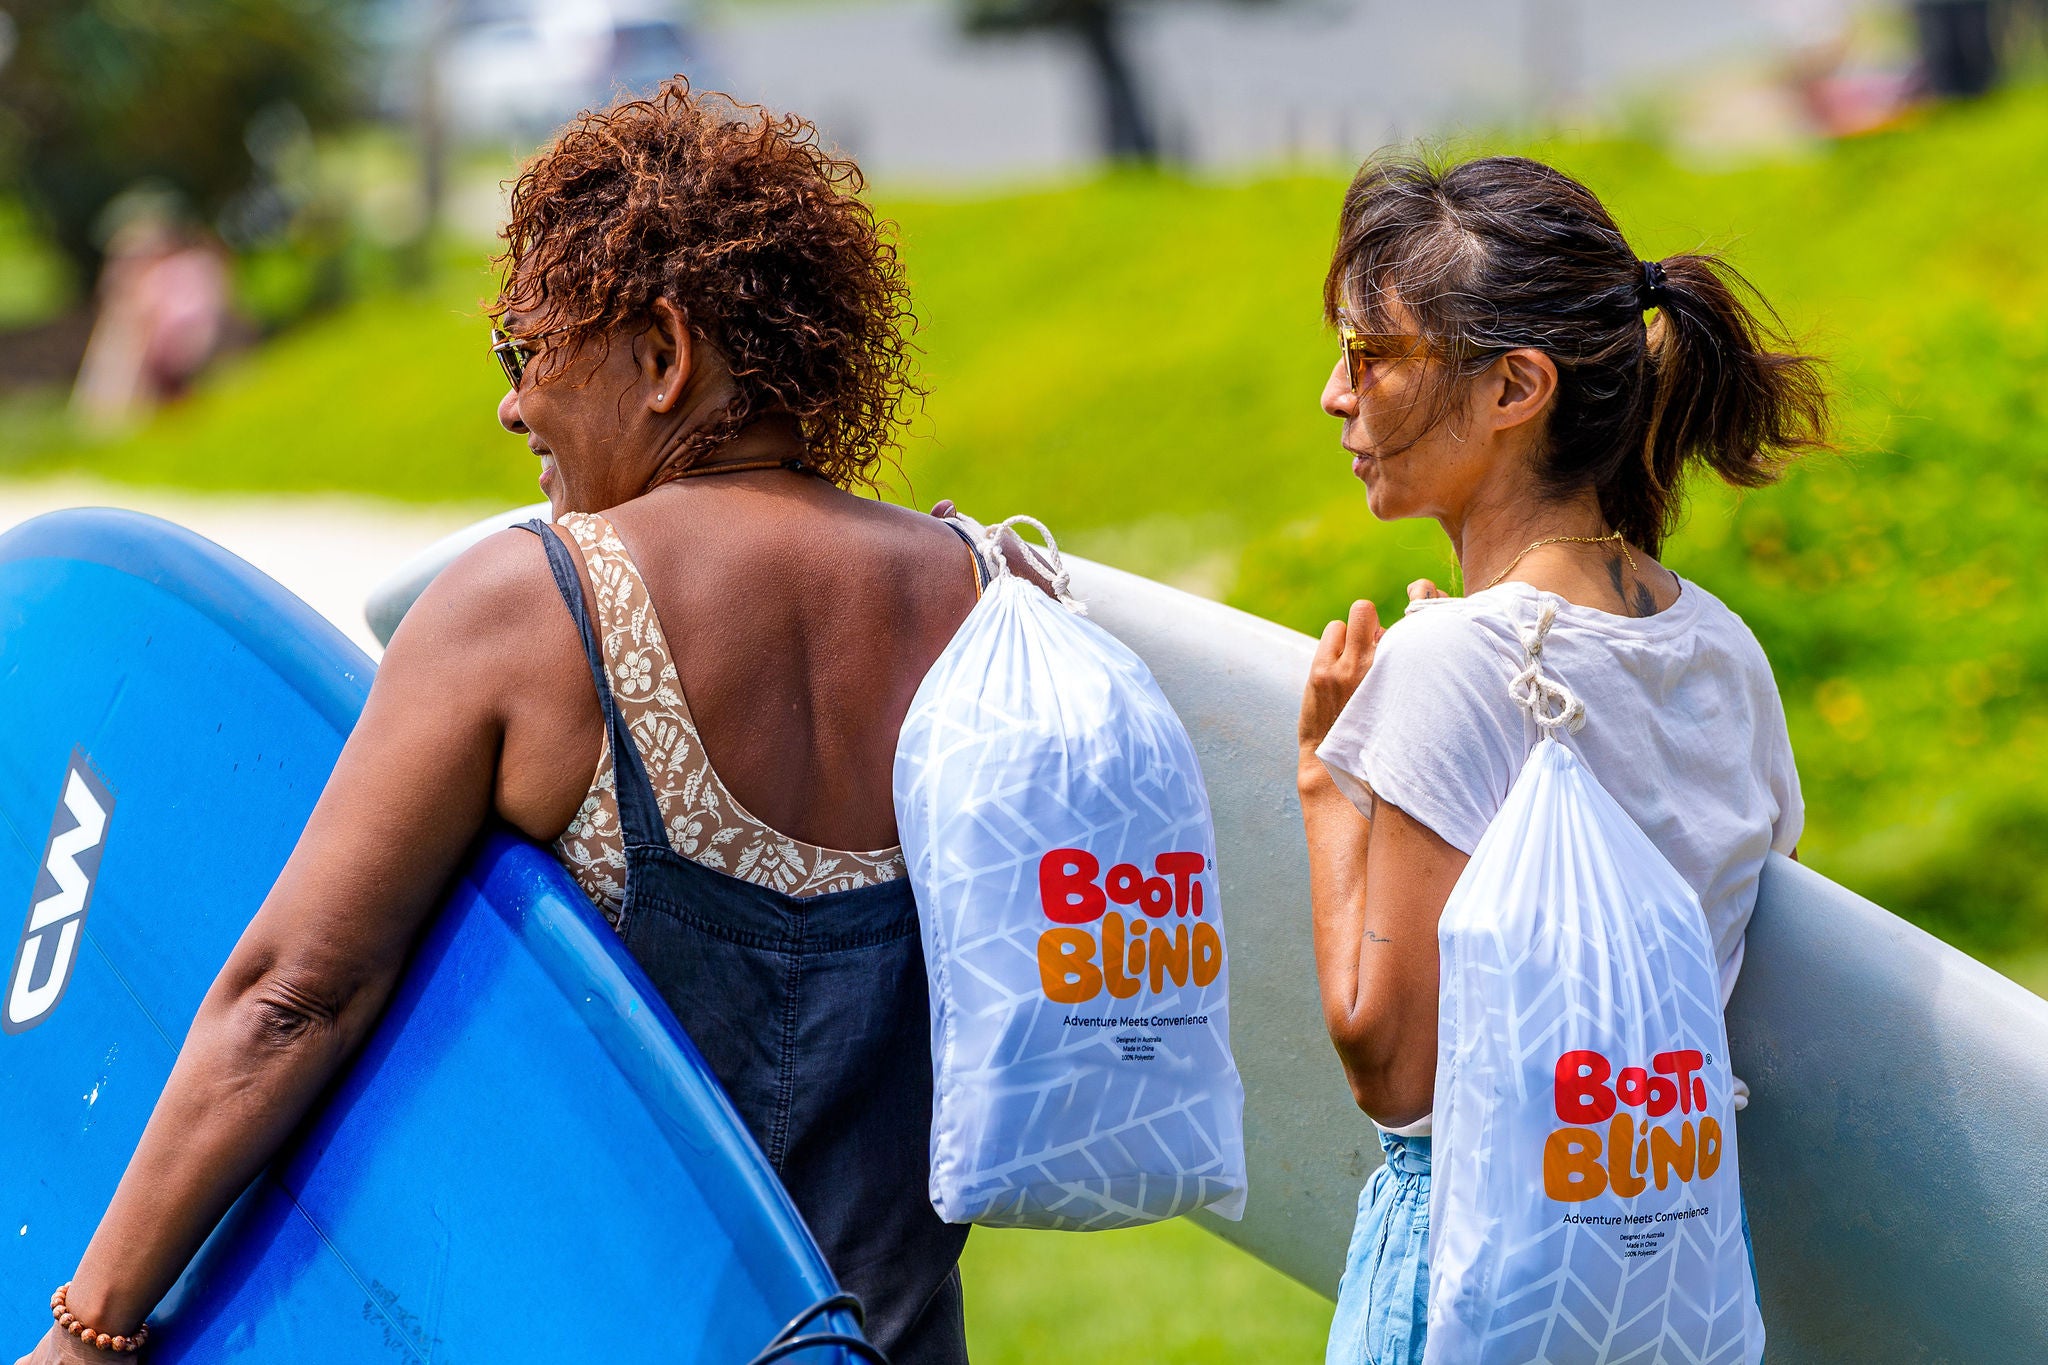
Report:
17,1325,114,1365
1298,599,1381,776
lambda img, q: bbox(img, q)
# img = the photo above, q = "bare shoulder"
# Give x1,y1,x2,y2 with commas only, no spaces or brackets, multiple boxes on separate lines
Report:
376,526,581,696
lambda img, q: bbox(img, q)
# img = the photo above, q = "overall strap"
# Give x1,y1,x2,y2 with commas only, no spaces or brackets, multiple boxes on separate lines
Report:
941,517,993,594
518,520,670,854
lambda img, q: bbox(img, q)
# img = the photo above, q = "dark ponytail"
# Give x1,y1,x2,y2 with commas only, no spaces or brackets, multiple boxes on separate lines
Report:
1325,155,1830,556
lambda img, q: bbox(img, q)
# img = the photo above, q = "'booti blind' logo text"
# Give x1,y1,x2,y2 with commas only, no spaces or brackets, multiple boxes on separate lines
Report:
1544,1048,1725,1201
1035,848,1221,1003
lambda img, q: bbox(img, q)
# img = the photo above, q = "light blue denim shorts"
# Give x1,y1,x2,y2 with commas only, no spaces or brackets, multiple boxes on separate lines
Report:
1325,1130,1762,1365
1327,1131,1433,1365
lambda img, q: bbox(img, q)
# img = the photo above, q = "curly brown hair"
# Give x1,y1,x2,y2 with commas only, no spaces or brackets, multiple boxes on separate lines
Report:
496,80,920,489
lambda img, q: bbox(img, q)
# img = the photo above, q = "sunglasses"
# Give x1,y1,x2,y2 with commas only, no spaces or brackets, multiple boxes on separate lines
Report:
489,325,557,389
1337,320,1434,393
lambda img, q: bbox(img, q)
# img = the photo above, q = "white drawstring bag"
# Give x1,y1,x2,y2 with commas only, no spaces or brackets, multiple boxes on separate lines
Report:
1426,600,1764,1365
893,516,1247,1230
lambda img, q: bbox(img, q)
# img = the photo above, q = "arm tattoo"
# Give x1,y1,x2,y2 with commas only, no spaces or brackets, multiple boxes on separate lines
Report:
1365,930,1392,943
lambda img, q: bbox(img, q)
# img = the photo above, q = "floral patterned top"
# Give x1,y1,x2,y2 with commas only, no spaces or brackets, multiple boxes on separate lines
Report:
550,513,909,924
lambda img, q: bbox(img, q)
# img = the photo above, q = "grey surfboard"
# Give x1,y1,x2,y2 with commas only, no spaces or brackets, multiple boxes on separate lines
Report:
370,507,2048,1364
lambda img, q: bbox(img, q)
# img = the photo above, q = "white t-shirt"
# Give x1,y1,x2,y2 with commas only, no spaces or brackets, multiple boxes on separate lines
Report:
1315,579,1802,1134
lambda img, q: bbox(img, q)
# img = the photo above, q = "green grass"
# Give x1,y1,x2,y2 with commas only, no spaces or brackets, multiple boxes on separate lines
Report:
0,199,75,326
8,88,2048,958
963,1221,1331,1362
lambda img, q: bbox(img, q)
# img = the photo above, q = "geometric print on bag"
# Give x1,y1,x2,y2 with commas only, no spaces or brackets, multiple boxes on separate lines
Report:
895,572,1247,1229
1427,740,1763,1365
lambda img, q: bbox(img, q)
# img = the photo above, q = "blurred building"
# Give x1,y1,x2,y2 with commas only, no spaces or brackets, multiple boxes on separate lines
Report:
385,0,1879,183
705,0,1865,183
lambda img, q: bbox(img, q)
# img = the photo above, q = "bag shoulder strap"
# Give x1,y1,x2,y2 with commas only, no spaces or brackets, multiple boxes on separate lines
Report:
1509,597,1586,738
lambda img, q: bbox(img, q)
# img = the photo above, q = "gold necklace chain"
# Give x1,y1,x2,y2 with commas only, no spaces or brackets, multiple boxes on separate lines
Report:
1478,531,1636,592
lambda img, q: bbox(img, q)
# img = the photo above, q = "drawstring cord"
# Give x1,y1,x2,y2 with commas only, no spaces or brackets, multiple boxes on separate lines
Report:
745,1292,890,1365
1509,598,1585,739
950,511,1087,614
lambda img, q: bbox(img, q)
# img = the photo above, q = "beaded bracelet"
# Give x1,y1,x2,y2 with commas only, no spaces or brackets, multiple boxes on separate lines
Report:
49,1285,148,1355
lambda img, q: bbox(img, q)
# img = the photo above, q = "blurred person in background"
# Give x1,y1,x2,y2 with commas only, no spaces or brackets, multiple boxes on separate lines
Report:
69,205,231,428
19,82,991,1365
1294,155,1828,1365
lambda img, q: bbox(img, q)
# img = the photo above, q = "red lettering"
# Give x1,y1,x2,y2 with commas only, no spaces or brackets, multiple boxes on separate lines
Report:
1154,852,1206,916
1616,1066,1650,1108
1139,876,1173,918
1040,849,1106,924
1645,1076,1679,1118
1104,863,1144,905
1654,1051,1706,1115
1554,1050,1616,1124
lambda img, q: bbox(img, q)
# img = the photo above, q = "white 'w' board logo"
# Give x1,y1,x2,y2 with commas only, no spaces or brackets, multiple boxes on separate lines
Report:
5,753,115,1035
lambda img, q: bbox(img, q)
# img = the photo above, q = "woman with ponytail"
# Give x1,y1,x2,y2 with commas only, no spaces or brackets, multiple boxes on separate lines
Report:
1294,154,1827,1365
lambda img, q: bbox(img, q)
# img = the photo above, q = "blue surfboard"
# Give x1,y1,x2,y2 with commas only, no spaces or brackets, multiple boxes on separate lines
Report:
0,509,872,1362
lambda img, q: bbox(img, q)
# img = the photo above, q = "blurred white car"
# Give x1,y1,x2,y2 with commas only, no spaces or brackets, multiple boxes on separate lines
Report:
434,0,706,141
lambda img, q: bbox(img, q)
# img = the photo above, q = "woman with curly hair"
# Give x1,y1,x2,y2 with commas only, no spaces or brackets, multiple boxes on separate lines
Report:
18,83,983,1364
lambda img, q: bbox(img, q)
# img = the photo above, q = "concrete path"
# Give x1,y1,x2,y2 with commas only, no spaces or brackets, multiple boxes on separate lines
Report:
0,480,485,659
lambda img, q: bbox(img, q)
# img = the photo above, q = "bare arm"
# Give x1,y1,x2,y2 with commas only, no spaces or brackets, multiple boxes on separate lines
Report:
1297,598,1469,1129
19,531,564,1361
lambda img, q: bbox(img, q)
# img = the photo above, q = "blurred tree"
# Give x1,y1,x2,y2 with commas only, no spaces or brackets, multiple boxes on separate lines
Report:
962,0,1273,164
0,0,363,287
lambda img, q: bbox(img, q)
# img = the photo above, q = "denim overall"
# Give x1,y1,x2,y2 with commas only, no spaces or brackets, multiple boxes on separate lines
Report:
524,521,971,1364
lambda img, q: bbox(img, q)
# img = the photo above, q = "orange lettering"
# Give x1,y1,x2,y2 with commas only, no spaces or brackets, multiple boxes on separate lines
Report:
1650,1121,1697,1189
1149,925,1190,992
1191,921,1223,987
1102,912,1142,999
1607,1114,1647,1197
1698,1116,1724,1179
1544,1127,1608,1202
1037,928,1102,1003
